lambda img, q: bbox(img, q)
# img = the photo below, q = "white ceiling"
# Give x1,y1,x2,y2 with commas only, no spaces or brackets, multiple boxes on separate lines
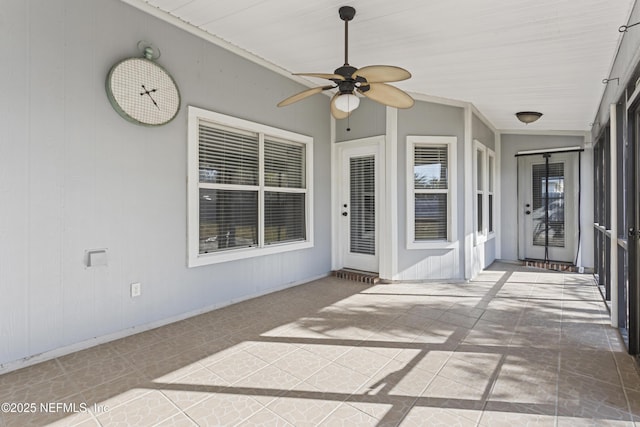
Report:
137,0,634,132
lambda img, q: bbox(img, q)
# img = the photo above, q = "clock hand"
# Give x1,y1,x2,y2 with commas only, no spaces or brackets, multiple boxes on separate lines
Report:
140,84,160,110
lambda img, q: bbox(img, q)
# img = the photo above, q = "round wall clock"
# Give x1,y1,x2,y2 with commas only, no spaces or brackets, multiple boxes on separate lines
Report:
106,47,180,126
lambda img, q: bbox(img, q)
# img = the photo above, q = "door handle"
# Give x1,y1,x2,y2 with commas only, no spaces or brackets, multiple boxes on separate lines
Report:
342,212,348,216
525,210,531,215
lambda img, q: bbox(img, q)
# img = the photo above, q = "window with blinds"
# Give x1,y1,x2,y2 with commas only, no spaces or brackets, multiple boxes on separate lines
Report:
476,147,485,234
413,145,449,240
188,107,312,266
264,138,306,245
488,153,495,234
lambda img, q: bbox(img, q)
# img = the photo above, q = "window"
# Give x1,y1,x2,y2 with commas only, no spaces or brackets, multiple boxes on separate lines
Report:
475,144,485,236
188,107,313,266
488,150,496,234
474,140,496,243
407,136,457,249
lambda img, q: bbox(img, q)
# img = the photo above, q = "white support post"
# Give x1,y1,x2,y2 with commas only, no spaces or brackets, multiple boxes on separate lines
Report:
610,103,618,328
381,107,399,281
464,106,474,280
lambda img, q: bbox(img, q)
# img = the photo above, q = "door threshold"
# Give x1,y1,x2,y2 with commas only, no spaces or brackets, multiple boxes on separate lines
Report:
332,269,380,284
523,259,581,273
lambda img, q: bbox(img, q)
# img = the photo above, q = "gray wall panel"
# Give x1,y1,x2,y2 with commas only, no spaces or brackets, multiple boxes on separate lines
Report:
0,0,331,366
472,114,495,150
335,100,387,142
397,101,466,280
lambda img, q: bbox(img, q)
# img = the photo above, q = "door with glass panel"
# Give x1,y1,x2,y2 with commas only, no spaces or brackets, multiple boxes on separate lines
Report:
518,152,579,262
339,144,380,273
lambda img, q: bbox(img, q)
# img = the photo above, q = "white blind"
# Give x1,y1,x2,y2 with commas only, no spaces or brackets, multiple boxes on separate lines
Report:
415,194,447,240
265,139,305,188
199,124,259,185
414,145,448,189
265,192,306,244
414,145,448,241
264,138,306,245
199,189,258,253
532,163,565,248
350,156,375,255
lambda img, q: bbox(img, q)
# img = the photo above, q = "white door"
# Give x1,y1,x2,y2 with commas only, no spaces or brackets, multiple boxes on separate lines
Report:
518,152,579,262
338,142,380,273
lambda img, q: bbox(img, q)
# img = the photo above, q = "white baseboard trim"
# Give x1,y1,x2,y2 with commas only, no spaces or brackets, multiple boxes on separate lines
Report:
0,273,329,375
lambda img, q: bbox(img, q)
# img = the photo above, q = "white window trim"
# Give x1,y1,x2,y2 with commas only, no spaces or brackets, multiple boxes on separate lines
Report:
406,136,458,250
187,106,314,267
487,148,496,239
474,140,487,244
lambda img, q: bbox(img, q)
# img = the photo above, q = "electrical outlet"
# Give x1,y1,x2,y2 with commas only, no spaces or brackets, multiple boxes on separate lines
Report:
130,282,141,298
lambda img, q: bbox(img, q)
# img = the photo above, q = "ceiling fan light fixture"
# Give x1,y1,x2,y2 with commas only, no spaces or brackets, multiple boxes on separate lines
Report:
334,93,360,112
516,111,543,124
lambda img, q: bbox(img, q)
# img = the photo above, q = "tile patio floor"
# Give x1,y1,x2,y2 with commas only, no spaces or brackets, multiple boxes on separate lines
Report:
1,262,640,426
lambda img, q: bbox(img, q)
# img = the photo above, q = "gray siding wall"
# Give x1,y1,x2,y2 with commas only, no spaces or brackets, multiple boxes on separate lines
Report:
0,0,331,366
472,113,495,150
500,134,592,266
335,100,387,142
396,101,466,280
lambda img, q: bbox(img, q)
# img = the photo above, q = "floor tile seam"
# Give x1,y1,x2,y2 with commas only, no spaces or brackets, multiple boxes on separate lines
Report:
471,349,511,426
244,404,296,426
556,277,568,422
155,386,209,416
270,356,331,384
40,366,147,406
99,388,182,426
158,359,217,385
208,353,277,386
602,321,638,422
558,367,631,389
245,345,299,367
330,349,395,380
80,374,158,414
556,393,635,420
148,398,194,427
0,371,70,404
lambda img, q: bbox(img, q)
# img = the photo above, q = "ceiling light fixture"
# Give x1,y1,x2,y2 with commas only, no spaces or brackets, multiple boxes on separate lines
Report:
516,111,543,124
334,92,360,113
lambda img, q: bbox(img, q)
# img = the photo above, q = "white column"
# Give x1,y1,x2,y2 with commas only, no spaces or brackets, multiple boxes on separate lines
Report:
464,106,474,280
610,103,618,328
381,107,399,281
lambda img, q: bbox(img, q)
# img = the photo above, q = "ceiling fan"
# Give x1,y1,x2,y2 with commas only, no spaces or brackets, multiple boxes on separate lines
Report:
277,6,414,119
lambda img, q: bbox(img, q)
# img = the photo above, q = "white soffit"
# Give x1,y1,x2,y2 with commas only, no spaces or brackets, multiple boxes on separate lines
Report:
139,0,634,132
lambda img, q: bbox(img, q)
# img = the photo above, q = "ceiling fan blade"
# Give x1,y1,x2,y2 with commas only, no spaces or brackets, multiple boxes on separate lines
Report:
353,65,411,83
294,73,345,81
330,93,352,119
277,86,332,107
358,83,414,109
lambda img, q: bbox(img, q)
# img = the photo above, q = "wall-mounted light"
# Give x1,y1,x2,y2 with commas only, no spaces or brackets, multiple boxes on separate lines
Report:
515,111,543,124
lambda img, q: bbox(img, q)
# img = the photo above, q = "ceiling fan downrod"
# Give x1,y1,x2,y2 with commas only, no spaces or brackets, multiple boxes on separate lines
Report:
339,6,355,66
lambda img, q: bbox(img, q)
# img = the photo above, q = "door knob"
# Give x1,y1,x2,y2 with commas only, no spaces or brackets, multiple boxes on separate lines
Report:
525,210,531,215
342,212,348,216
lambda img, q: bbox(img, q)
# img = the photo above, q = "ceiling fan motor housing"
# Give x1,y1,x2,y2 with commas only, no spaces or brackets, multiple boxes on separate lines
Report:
339,6,356,21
